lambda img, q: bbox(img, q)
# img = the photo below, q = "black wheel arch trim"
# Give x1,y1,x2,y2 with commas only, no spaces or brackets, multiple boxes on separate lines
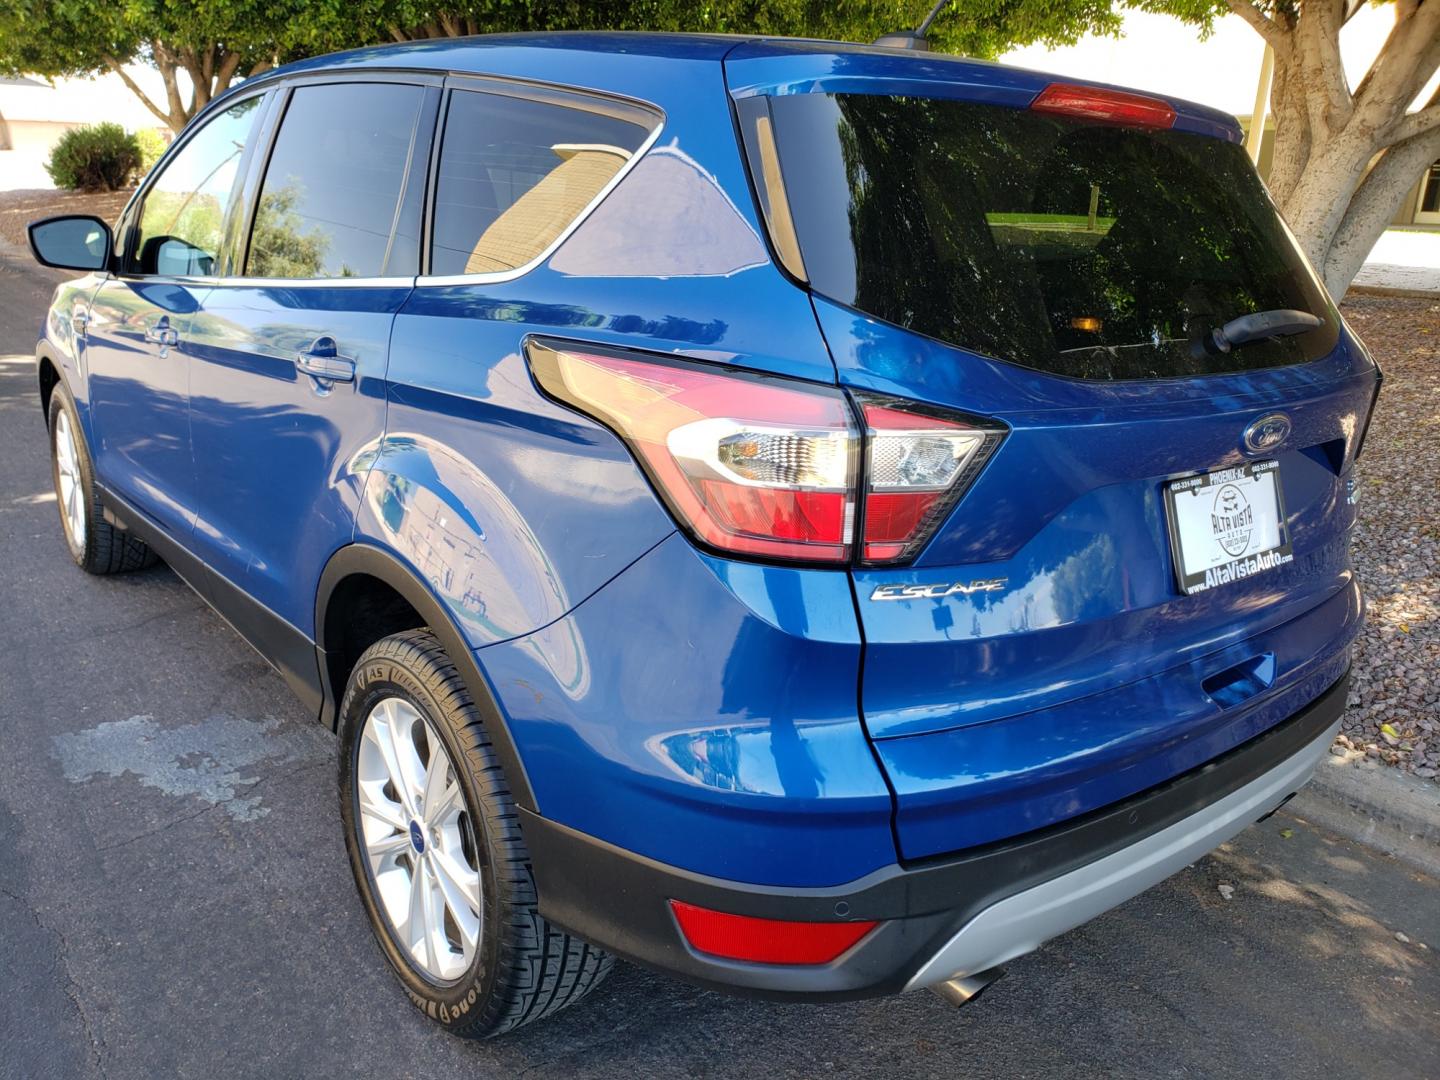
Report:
35,340,70,424
315,542,538,812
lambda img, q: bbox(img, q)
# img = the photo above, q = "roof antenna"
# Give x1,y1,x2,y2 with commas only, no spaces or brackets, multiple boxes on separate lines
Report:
873,0,948,51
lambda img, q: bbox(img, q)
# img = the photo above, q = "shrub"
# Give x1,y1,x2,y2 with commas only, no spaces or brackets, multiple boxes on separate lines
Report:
45,123,141,192
133,127,168,176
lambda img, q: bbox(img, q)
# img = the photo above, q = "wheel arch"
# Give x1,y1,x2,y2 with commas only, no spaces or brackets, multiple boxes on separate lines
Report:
37,349,62,426
316,542,537,812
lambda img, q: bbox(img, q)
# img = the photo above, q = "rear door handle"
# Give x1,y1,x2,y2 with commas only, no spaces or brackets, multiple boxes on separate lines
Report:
295,336,356,384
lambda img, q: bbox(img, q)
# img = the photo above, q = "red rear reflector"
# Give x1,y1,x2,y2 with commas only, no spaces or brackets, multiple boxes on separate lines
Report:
670,900,878,965
1030,83,1177,129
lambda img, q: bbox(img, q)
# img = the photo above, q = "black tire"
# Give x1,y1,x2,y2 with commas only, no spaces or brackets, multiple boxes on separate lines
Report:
338,629,612,1037
47,386,159,575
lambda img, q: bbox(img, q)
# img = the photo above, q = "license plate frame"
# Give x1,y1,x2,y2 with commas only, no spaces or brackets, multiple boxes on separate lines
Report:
1163,460,1293,596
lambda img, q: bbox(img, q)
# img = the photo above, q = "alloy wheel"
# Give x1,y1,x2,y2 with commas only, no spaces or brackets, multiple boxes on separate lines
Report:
356,696,482,983
54,409,86,550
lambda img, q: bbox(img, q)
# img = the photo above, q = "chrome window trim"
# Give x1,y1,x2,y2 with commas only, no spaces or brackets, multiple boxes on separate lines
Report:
112,68,665,290
107,273,418,289
416,87,665,288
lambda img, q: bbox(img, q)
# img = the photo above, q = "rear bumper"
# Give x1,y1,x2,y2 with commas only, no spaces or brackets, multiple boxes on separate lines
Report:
524,669,1348,1000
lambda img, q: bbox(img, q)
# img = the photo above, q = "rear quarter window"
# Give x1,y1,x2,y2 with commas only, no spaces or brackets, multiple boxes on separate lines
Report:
754,93,1338,381
428,88,656,277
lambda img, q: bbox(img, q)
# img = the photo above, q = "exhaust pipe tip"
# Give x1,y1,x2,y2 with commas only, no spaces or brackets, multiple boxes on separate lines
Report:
930,966,1005,1009
1255,790,1298,824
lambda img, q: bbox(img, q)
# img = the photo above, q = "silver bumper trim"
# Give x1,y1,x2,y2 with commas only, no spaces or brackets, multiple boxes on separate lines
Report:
905,717,1341,990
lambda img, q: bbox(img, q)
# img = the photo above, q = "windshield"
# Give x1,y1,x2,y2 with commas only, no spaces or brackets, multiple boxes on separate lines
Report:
754,92,1338,381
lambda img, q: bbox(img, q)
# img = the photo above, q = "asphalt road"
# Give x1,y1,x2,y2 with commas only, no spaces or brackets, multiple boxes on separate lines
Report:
1,250,1437,1080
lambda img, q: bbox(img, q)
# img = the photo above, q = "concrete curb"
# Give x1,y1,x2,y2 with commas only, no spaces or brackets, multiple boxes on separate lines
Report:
1289,752,1440,878
1347,283,1440,301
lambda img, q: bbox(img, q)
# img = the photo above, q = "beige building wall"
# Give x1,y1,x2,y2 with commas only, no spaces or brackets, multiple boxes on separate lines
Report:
0,117,88,188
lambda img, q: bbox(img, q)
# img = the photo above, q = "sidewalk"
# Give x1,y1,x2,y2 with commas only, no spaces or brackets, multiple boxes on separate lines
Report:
1352,229,1440,296
1292,751,1440,877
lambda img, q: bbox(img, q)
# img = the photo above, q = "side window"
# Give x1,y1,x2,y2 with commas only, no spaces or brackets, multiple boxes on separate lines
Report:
246,82,426,279
129,95,263,277
429,90,654,277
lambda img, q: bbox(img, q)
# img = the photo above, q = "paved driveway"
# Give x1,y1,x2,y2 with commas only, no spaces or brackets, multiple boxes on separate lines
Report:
1,252,1437,1079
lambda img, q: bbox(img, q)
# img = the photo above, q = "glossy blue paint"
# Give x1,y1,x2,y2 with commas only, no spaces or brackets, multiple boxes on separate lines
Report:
874,582,1361,859
475,533,894,887
85,279,208,537
186,283,403,634
36,34,1378,898
38,272,105,419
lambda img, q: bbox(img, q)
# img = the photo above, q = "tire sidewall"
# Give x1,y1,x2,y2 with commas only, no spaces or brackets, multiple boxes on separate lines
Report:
337,645,507,1030
47,386,94,568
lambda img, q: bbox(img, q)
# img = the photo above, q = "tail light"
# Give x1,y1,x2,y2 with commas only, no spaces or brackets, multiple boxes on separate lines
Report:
527,339,1004,566
1354,362,1383,463
857,396,1002,564
528,340,858,562
670,900,878,964
1030,83,1177,129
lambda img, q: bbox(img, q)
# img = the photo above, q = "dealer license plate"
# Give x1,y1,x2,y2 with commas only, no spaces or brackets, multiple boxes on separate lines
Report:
1164,461,1293,596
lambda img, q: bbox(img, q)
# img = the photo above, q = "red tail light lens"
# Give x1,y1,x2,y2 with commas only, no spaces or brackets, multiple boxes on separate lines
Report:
670,900,878,965
527,340,858,563
858,397,1004,565
528,340,1004,567
1030,83,1177,129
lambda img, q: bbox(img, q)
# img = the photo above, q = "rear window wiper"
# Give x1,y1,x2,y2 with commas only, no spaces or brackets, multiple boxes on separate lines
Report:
1210,309,1322,353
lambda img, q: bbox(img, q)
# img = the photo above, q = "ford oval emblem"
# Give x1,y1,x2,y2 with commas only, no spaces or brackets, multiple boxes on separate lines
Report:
1243,413,1291,455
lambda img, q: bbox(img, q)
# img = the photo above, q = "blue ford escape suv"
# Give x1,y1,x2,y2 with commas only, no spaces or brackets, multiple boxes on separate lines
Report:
29,33,1379,1036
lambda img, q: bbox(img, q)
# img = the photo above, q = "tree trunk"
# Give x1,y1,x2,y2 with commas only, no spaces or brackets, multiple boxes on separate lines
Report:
1276,129,1381,277
1235,0,1440,300
104,42,269,136
1322,124,1440,296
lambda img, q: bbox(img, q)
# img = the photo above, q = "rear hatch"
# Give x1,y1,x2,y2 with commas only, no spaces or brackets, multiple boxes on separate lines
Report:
726,43,1380,859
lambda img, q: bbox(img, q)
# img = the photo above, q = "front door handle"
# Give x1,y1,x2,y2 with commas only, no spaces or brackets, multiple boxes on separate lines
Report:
143,318,179,348
295,336,356,384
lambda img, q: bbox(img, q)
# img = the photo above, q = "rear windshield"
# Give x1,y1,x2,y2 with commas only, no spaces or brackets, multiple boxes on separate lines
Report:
754,93,1337,380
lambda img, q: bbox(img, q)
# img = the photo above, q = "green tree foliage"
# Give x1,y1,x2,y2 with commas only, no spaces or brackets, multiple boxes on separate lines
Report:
0,0,295,131
133,128,169,176
248,183,332,278
45,122,141,191
287,1,1130,59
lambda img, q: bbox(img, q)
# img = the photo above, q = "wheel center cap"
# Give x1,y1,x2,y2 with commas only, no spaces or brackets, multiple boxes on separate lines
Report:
408,820,426,854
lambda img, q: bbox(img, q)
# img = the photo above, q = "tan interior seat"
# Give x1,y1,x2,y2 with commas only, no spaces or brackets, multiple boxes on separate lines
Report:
464,144,631,274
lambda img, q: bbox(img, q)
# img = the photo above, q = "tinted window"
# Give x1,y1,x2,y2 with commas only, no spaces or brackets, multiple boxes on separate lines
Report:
130,96,262,276
247,83,425,279
430,90,652,276
763,94,1337,380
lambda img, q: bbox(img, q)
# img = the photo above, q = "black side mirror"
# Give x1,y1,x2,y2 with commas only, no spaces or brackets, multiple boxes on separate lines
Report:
28,214,113,272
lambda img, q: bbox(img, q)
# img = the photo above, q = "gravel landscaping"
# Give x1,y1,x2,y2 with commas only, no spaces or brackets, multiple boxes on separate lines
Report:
1339,294,1440,783
0,187,134,252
